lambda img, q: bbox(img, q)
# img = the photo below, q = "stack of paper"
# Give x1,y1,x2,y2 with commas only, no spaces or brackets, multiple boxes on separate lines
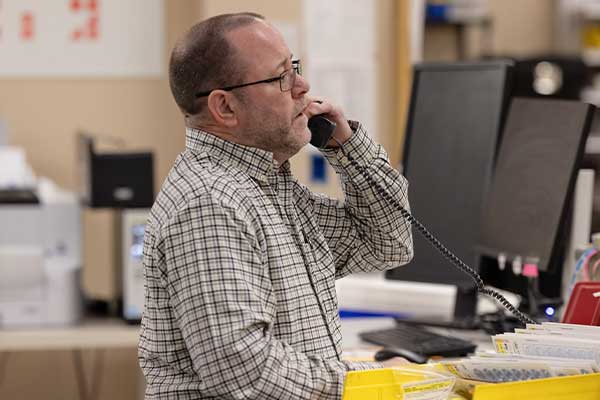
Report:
438,322,600,383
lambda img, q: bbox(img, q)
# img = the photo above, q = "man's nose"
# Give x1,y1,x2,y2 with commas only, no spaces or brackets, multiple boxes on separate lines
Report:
291,74,310,98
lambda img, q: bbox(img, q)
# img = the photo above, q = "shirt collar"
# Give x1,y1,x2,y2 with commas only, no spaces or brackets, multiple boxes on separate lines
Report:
185,127,286,183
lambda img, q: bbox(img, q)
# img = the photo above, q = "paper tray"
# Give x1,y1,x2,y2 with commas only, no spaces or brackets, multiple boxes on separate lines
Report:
342,367,454,400
343,369,600,400
469,372,600,400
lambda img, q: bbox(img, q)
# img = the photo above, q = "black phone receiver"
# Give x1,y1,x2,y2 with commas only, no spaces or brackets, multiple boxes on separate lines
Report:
308,115,336,148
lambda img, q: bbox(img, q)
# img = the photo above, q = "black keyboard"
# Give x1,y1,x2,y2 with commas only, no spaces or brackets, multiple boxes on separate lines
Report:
359,322,477,358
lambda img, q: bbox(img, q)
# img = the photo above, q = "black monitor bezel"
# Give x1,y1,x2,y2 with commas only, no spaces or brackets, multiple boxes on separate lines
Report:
387,60,514,320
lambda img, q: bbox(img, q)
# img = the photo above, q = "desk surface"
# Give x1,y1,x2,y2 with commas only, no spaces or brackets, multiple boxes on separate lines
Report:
0,317,140,351
0,316,494,355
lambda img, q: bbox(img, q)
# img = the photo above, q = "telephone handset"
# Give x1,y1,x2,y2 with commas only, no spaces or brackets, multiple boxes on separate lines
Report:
308,115,337,148
307,115,536,325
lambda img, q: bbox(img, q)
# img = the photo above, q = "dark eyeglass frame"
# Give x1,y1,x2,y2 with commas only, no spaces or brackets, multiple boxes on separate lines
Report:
195,59,302,98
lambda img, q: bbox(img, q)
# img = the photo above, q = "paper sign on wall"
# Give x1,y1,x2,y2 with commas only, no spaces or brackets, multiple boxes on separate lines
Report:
0,0,164,77
302,0,377,138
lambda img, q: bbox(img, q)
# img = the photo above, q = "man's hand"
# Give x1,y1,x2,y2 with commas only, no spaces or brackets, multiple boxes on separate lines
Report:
303,97,353,147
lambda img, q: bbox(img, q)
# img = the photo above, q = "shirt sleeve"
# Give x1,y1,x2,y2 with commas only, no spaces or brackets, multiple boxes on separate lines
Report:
314,121,413,278
160,193,380,399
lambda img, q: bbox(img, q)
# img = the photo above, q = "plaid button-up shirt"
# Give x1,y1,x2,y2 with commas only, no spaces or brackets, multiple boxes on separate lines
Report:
138,121,413,399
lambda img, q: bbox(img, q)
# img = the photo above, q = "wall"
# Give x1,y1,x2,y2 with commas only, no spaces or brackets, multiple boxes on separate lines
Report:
423,0,555,61
0,2,200,399
489,0,555,56
0,1,411,398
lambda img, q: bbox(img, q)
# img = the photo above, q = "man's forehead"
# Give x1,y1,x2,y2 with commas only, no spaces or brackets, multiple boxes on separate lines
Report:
228,21,287,56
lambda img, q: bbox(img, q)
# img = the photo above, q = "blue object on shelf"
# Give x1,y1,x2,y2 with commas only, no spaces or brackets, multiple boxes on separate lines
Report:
310,153,327,183
426,3,450,23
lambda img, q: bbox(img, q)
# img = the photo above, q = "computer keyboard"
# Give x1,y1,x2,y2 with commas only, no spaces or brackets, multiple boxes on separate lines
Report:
359,322,477,359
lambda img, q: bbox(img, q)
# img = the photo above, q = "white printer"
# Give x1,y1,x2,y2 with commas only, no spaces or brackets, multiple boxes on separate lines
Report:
0,147,82,327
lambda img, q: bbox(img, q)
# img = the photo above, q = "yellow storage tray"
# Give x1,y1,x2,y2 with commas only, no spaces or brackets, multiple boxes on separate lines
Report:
342,367,455,400
343,369,600,400
468,372,600,400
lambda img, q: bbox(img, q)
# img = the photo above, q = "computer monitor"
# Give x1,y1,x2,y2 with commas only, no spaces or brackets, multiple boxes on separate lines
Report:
478,97,594,302
386,61,513,321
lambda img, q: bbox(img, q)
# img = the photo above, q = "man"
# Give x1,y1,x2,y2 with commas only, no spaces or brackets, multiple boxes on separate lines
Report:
139,12,413,399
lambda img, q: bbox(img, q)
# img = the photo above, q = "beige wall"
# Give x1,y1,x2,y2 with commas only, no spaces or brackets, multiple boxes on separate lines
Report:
424,0,556,61
393,0,413,163
489,0,555,56
0,2,200,399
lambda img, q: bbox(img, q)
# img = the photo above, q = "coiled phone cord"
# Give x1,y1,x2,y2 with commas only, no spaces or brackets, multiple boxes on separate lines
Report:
332,137,537,326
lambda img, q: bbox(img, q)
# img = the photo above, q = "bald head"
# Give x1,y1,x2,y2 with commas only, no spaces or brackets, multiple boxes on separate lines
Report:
168,12,265,116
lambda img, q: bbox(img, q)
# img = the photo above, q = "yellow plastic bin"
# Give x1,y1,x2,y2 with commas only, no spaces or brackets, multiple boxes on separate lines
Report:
468,372,600,400
342,367,455,400
343,368,600,400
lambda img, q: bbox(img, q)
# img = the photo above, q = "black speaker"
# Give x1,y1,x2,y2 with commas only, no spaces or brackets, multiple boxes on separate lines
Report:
78,134,154,208
510,56,587,100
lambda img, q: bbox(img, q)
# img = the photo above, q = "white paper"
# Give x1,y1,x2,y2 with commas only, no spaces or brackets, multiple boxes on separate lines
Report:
307,65,376,132
302,0,377,137
0,147,36,188
303,0,374,63
0,0,164,77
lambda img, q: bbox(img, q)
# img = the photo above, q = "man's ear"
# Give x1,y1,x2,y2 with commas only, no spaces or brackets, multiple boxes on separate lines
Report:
206,90,239,128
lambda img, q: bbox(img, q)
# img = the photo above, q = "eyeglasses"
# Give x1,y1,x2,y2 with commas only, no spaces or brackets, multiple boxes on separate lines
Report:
195,59,302,98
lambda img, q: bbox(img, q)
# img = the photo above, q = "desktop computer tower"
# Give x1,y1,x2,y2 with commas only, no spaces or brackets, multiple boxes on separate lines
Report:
82,207,148,322
121,208,148,323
